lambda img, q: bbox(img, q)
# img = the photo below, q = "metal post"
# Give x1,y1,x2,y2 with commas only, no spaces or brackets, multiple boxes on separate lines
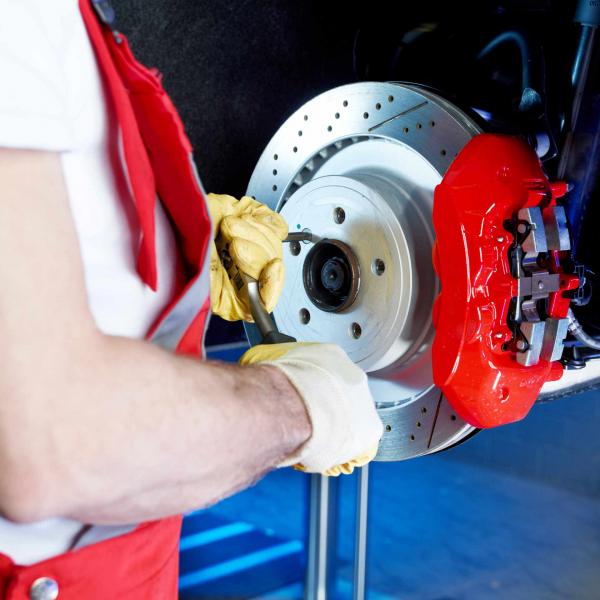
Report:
558,11,598,178
305,474,338,600
353,465,370,600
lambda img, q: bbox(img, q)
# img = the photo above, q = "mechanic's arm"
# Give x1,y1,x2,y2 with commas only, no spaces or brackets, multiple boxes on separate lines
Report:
0,149,311,524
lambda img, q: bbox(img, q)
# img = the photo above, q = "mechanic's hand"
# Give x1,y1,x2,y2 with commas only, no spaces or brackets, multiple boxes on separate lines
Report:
240,343,383,476
208,194,288,322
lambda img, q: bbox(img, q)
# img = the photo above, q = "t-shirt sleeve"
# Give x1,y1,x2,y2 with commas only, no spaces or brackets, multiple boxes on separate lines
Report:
0,1,83,151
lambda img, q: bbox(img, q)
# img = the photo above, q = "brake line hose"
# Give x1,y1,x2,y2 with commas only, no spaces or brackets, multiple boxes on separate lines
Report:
567,309,600,350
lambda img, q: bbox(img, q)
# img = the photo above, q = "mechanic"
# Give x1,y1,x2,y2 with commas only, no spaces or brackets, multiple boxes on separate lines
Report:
0,1,382,598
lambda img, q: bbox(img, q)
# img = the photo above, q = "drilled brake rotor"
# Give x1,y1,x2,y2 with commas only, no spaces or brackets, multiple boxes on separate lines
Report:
246,82,482,461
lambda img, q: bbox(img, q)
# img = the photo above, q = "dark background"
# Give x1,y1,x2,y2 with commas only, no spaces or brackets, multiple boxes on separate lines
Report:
111,0,576,196
112,1,600,341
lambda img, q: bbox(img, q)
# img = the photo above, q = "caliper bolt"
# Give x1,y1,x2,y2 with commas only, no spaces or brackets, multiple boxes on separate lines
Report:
516,339,527,351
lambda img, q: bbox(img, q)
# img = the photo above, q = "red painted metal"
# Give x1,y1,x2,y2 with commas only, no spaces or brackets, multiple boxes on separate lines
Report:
432,134,575,429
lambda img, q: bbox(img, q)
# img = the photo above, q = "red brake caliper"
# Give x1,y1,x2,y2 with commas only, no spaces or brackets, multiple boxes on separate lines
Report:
432,134,578,428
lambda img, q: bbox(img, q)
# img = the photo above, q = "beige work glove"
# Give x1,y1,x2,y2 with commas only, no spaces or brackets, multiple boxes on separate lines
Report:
208,194,288,322
240,343,383,476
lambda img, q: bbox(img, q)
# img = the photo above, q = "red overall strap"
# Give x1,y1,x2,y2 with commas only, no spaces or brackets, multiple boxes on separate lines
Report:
79,0,213,356
79,0,158,289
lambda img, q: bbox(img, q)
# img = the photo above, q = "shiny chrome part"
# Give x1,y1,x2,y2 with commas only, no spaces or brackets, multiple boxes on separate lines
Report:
29,578,59,600
542,318,570,362
518,207,548,254
247,82,481,460
353,465,369,600
544,206,571,251
305,474,338,600
284,231,313,243
243,273,278,339
508,201,572,368
518,321,546,367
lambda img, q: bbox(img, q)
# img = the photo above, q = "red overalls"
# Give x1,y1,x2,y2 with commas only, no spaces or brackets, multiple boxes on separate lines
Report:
0,1,213,597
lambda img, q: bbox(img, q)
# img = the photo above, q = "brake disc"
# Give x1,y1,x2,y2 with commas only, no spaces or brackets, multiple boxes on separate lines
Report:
246,82,482,460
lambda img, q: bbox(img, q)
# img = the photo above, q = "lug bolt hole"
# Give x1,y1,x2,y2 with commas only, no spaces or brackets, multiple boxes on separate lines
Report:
351,322,362,339
385,425,392,432
299,308,311,324
333,206,346,224
373,259,385,276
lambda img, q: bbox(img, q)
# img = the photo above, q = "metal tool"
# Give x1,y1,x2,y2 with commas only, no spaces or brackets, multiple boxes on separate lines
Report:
222,249,296,345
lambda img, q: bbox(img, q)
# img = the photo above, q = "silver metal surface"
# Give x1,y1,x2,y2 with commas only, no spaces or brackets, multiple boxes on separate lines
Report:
277,173,433,372
518,321,546,367
29,578,59,600
243,273,278,338
353,465,369,600
305,474,338,600
543,206,571,251
518,207,547,254
285,231,314,243
246,82,481,461
541,318,570,362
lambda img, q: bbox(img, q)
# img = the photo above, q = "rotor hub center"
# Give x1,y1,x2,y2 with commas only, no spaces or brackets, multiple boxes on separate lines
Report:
304,239,360,312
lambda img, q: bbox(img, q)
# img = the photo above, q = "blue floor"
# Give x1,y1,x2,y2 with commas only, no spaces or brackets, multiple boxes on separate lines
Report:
201,458,599,599
183,344,600,598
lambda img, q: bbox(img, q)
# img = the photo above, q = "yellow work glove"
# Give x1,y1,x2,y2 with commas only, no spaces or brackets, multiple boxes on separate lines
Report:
240,343,383,476
207,194,288,322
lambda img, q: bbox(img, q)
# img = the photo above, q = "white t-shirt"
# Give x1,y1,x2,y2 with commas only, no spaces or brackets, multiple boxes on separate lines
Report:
0,0,182,564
